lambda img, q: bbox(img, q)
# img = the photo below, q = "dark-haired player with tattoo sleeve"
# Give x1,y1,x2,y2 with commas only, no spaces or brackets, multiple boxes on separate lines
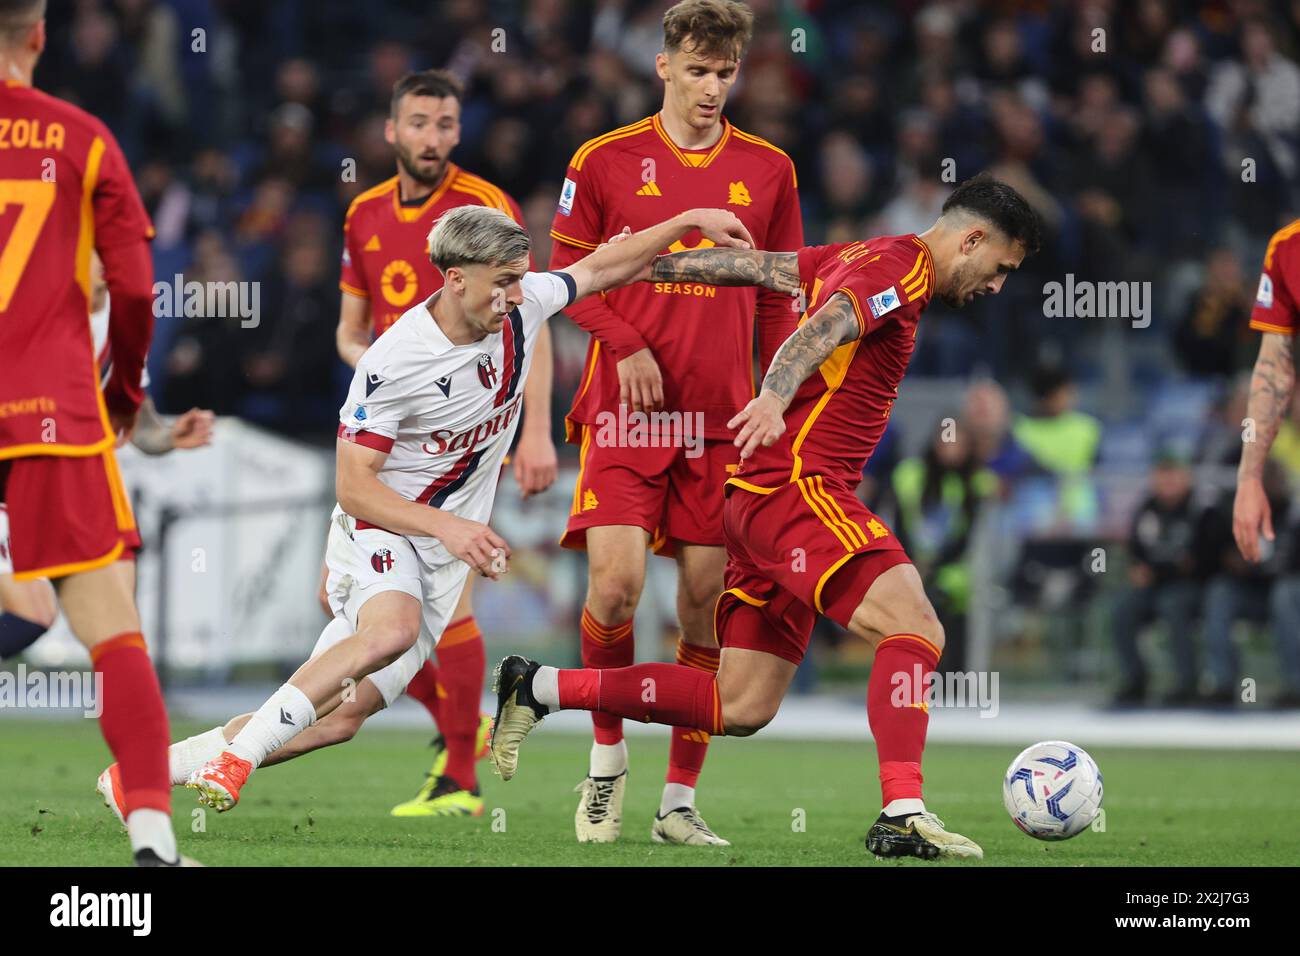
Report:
492,175,1041,859
1234,219,1300,563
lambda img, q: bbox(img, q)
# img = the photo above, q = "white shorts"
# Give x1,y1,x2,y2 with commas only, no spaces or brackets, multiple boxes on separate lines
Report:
318,511,469,707
0,505,11,576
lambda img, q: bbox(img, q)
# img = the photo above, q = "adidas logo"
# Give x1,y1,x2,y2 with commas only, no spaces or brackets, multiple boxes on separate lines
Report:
635,181,662,197
364,234,381,251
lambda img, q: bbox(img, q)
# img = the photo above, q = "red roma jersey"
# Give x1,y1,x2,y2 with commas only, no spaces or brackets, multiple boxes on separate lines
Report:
550,114,803,441
340,163,524,337
1249,218,1300,336
0,81,154,457
728,234,935,491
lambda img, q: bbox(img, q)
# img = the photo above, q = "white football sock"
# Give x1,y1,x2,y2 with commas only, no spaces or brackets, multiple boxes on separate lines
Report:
227,683,316,768
169,727,228,785
126,808,177,863
531,665,559,708
660,782,694,815
883,798,926,819
589,740,627,778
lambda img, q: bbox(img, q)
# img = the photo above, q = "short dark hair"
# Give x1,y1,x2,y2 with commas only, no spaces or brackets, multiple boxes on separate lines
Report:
390,69,463,119
663,0,754,62
1029,363,1071,400
0,0,43,46
942,173,1042,255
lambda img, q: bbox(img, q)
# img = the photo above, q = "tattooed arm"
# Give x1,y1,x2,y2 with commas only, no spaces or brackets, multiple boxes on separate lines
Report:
1234,331,1295,561
649,248,802,296
129,397,214,455
727,293,861,460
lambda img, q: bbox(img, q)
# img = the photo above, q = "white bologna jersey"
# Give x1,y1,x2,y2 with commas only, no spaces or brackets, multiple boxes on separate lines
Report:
90,293,150,390
336,269,577,534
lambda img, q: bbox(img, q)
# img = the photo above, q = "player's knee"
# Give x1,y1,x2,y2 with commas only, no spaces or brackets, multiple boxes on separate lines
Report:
321,711,365,746
851,594,945,654
722,699,777,737
586,571,642,624
677,576,721,617
359,618,420,669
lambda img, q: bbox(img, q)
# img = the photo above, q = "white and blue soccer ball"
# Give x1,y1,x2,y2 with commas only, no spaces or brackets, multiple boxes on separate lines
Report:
1002,740,1103,840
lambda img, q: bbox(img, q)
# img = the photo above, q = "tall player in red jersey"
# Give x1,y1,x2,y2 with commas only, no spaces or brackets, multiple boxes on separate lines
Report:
0,0,193,865
549,0,802,846
333,70,558,818
493,175,1041,858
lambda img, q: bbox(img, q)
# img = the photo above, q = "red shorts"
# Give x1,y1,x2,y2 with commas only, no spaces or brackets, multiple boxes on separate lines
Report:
0,450,140,580
714,476,911,665
561,424,738,557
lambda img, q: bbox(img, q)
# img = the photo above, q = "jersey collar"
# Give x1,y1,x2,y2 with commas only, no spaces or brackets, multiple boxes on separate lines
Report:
392,163,459,223
652,113,731,169
415,292,457,355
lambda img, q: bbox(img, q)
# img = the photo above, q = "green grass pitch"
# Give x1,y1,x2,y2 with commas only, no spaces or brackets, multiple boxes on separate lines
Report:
2,720,1296,866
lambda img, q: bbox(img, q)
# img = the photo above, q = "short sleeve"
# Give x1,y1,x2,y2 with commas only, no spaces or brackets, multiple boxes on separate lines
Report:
337,356,405,452
832,245,931,336
339,205,369,299
1250,237,1298,336
91,129,154,250
549,154,603,253
524,271,576,320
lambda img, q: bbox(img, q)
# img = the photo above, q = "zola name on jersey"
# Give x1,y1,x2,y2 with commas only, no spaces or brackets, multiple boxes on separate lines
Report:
422,396,522,456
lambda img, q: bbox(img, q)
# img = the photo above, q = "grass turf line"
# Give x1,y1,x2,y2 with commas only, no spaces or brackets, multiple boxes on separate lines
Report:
2,720,1296,866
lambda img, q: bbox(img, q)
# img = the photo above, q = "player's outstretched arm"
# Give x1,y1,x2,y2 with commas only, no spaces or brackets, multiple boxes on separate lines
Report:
649,248,802,297
1234,331,1295,561
336,439,511,579
129,397,215,455
562,208,754,300
728,292,861,460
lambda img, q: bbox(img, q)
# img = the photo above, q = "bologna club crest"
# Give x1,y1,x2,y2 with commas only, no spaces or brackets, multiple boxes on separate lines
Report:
370,549,395,573
477,354,498,389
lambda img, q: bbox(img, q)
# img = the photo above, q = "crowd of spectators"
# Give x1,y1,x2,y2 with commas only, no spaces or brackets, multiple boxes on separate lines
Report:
33,0,1300,435
33,0,1300,702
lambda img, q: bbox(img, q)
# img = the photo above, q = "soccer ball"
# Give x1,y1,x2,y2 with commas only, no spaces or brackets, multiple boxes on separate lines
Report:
1002,740,1103,840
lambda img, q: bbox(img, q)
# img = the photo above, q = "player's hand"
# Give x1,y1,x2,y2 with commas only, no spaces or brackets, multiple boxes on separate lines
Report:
513,428,558,498
596,226,632,252
728,389,787,460
617,348,663,412
691,208,754,249
109,408,138,448
171,408,215,449
436,514,512,579
599,227,654,285
1233,476,1274,563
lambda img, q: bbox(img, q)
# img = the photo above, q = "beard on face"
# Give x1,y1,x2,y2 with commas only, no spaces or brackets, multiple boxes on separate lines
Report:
395,140,447,188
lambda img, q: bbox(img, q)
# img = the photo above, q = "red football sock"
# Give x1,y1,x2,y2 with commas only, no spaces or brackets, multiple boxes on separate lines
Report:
404,659,444,730
867,633,941,807
667,638,720,787
91,632,170,815
580,607,634,746
436,616,486,790
557,662,724,736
